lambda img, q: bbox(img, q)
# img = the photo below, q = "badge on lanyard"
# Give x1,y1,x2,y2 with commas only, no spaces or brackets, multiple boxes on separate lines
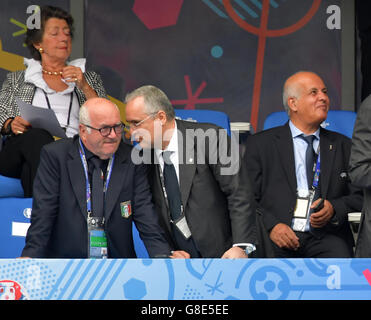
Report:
89,229,108,259
120,200,132,218
173,211,192,240
78,139,113,259
292,147,321,232
292,188,315,232
88,216,108,259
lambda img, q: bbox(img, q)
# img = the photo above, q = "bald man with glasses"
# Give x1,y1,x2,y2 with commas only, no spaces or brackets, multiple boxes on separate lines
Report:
22,97,183,259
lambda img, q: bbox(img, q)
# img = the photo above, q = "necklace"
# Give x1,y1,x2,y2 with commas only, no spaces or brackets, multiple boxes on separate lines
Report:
42,69,63,76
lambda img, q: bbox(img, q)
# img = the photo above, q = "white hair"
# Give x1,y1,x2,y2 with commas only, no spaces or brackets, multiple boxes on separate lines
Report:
79,104,91,133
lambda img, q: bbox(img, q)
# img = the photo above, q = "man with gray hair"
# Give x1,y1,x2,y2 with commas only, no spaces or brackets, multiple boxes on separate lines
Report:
22,97,181,258
245,71,362,257
124,85,256,258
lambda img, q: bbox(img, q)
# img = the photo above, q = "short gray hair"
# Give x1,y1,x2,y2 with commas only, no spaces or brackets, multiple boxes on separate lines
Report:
124,85,175,120
282,82,301,114
79,104,91,133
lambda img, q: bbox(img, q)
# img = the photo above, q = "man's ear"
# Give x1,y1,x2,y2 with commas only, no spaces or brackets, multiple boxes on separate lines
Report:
287,97,298,113
79,124,86,139
157,110,167,126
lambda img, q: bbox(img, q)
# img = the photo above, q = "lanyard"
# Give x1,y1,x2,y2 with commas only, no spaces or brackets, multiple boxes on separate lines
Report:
311,148,321,190
43,90,74,130
157,154,184,222
78,138,115,217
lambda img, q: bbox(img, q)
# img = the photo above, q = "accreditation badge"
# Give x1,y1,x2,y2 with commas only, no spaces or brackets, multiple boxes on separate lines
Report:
173,215,192,240
291,189,315,232
87,216,107,259
89,229,108,259
293,196,310,219
120,200,132,218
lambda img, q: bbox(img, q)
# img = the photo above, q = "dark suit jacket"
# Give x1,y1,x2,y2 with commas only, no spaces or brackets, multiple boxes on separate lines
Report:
148,119,256,258
22,136,171,258
245,122,363,254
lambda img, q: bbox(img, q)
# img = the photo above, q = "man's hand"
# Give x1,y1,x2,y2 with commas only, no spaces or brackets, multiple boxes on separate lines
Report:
169,250,190,259
221,246,248,259
310,198,334,228
269,223,300,250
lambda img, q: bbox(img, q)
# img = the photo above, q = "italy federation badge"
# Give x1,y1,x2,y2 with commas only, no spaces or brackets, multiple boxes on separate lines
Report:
120,200,132,218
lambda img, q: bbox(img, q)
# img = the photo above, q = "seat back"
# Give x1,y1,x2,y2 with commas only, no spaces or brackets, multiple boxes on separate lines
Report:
0,197,32,258
321,110,357,138
174,109,231,135
0,175,24,198
132,223,149,258
263,111,289,130
263,110,357,138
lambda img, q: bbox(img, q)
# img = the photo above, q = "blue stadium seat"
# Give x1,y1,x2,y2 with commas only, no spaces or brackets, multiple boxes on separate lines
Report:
321,110,357,139
132,223,149,258
0,197,32,258
0,175,24,198
174,109,231,135
263,110,357,138
263,111,289,130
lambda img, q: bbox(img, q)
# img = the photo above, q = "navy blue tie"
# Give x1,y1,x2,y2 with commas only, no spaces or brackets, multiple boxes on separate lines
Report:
162,151,182,221
300,135,316,188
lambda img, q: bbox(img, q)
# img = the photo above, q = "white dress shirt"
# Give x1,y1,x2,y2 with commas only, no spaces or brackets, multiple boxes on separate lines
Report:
289,120,320,197
24,58,86,137
155,121,180,183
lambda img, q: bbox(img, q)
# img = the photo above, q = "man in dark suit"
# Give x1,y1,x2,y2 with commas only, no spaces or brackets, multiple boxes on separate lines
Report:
22,97,177,258
245,71,363,258
124,85,256,258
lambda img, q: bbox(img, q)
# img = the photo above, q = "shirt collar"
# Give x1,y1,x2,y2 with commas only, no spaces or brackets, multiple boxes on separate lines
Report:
289,120,320,140
155,120,178,159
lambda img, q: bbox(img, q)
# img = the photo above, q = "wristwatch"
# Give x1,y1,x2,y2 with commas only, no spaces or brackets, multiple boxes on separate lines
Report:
237,244,256,256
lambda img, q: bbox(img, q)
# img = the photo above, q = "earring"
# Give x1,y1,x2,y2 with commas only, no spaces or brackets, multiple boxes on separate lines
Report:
38,47,44,54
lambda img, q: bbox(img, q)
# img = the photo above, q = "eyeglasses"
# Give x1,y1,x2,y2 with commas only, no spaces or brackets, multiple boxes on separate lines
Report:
82,123,124,137
124,113,157,130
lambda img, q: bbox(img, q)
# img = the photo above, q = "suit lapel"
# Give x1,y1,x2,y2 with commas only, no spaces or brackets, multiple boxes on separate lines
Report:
67,138,87,219
275,123,297,195
176,120,196,208
319,128,335,197
104,142,130,221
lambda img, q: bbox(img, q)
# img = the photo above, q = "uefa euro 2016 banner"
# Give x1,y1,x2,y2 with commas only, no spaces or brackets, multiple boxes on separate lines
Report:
0,258,371,300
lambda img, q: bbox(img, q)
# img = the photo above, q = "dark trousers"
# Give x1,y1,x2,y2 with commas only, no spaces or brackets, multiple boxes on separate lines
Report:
272,232,353,258
0,128,54,197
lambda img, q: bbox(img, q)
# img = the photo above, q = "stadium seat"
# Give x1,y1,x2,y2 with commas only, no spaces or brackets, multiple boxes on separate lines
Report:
132,223,149,258
0,175,24,198
0,197,32,258
174,109,231,135
263,110,357,139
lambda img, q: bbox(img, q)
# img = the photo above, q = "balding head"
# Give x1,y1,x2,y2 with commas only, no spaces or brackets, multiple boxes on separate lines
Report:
283,71,322,114
282,71,329,133
79,98,122,159
79,98,120,129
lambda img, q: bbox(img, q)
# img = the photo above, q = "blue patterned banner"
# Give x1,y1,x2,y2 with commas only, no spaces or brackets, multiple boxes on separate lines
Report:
0,258,370,300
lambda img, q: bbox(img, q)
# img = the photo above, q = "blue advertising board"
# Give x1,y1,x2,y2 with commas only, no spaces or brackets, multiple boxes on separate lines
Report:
0,258,371,300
